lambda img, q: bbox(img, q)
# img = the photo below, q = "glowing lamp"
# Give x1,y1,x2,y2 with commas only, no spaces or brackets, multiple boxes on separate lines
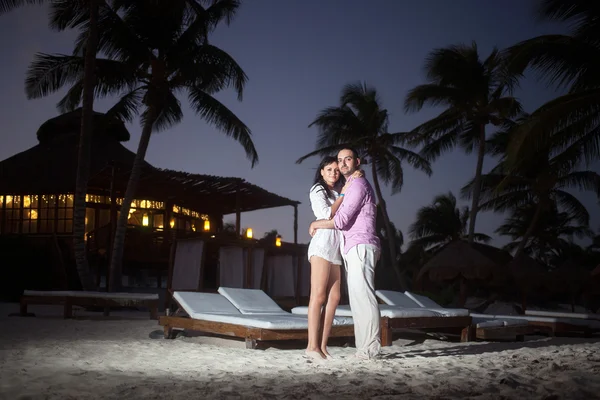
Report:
246,228,253,239
170,219,175,229
203,219,210,231
275,235,282,247
142,213,149,226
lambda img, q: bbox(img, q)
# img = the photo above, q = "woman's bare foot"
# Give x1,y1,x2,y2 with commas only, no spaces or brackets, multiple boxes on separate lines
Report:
305,349,326,360
321,347,333,359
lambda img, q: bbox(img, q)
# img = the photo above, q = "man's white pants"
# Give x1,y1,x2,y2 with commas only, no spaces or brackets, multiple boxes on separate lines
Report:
343,244,381,358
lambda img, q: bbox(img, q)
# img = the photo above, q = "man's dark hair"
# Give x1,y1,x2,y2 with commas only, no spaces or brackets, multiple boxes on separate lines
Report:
339,146,360,160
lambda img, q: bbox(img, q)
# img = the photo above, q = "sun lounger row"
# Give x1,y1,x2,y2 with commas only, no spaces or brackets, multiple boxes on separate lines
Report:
377,290,600,338
20,290,160,319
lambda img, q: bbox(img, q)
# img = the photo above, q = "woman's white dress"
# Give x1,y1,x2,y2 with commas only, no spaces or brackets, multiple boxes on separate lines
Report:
307,183,343,265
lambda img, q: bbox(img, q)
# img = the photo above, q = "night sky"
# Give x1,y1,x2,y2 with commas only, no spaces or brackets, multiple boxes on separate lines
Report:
1,1,596,247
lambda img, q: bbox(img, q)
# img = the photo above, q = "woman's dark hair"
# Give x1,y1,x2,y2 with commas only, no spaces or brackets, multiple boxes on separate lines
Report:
313,156,345,199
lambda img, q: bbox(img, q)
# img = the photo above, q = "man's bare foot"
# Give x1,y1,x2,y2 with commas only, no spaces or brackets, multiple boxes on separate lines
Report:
305,349,326,360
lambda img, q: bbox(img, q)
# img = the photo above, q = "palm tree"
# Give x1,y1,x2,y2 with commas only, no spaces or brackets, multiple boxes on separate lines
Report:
496,202,593,265
25,1,257,290
405,42,522,244
502,0,600,166
1,0,105,290
296,82,432,289
408,192,491,252
462,120,600,259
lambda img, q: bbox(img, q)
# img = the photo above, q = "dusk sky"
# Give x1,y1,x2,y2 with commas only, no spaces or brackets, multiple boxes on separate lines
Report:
0,1,597,247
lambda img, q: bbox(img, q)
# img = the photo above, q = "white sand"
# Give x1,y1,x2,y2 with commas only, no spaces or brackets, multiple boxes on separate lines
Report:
1,303,599,400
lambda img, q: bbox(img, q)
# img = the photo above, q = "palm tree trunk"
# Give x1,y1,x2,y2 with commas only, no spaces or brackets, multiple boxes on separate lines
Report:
467,124,486,244
369,163,408,290
513,201,544,259
108,106,158,291
73,0,99,291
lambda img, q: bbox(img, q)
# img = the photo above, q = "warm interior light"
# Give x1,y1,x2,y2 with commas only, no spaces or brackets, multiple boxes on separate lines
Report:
203,220,210,231
170,219,175,228
29,210,38,220
275,235,282,247
142,213,149,226
246,228,253,239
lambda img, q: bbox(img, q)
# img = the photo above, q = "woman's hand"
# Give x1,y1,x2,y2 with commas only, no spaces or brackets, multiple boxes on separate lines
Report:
341,170,363,194
352,169,364,179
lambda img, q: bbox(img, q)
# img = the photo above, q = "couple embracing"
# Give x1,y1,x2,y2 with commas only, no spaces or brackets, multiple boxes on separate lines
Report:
306,147,381,361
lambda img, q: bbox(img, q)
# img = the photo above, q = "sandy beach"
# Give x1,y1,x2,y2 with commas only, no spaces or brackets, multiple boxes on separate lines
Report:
1,303,599,400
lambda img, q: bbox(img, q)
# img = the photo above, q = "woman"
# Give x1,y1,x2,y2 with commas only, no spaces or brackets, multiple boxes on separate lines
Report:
306,156,360,359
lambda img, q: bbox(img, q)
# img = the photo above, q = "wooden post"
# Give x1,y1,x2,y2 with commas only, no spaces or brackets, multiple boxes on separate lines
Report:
107,163,117,292
293,204,298,245
235,186,241,236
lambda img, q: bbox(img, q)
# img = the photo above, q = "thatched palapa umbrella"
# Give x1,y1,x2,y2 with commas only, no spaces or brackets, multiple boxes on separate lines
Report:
548,261,593,311
416,241,503,305
504,255,549,311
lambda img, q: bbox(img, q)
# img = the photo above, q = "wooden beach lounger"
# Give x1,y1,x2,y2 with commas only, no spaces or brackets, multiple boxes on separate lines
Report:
524,309,600,321
376,290,540,341
400,290,600,337
19,290,159,319
159,289,354,349
291,303,473,346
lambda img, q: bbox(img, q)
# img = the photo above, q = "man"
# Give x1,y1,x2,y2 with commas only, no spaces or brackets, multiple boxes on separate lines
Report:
309,147,381,359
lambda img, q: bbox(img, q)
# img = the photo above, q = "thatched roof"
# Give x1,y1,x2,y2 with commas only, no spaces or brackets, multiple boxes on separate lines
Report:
37,108,130,143
0,111,299,215
547,261,592,294
504,255,549,290
417,240,502,282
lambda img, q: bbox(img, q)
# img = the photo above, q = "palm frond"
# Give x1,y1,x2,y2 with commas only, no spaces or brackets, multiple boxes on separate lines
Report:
0,0,43,14
26,53,84,99
48,0,89,31
188,86,258,167
295,144,348,164
388,145,432,176
106,88,144,122
504,34,600,91
57,79,84,113
175,44,247,100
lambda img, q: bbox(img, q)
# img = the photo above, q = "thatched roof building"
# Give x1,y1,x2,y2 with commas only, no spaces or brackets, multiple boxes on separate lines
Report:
0,110,300,239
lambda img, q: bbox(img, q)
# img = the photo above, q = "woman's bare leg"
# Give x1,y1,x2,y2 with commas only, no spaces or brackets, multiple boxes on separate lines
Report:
306,256,331,359
320,264,341,358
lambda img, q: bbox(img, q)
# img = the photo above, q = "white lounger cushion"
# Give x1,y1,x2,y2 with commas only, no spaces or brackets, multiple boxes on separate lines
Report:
525,309,600,321
174,291,240,315
470,314,528,328
375,290,470,317
487,314,600,329
375,290,421,308
291,305,442,318
23,290,158,301
404,291,470,317
218,287,288,315
174,291,353,329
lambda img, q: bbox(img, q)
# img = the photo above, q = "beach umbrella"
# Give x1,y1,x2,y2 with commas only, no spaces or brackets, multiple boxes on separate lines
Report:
504,255,549,311
416,241,502,306
417,241,499,282
548,261,591,311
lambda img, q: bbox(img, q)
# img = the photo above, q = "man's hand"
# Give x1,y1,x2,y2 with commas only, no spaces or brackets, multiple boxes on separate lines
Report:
309,221,318,237
309,219,336,236
341,169,364,194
